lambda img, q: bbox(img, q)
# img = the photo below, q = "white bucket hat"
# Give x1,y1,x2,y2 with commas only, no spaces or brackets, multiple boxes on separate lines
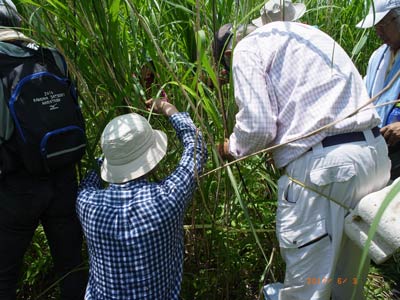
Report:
356,0,400,28
100,113,167,183
252,0,306,27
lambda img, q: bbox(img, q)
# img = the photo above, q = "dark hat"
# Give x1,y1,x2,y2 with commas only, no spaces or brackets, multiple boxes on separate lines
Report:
0,0,21,27
213,23,233,70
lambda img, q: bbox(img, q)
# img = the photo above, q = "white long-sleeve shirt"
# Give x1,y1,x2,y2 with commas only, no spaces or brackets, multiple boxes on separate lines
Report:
229,22,380,168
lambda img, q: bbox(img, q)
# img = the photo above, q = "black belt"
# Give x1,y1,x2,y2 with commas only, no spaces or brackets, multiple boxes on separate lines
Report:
320,127,380,148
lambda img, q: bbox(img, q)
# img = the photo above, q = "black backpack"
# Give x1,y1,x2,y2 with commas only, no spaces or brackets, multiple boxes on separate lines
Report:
0,42,86,175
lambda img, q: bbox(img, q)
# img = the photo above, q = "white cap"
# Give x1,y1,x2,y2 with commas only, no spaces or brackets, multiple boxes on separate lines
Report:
356,0,400,28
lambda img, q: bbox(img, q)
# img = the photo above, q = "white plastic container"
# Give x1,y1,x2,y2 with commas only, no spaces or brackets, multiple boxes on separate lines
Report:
344,178,400,264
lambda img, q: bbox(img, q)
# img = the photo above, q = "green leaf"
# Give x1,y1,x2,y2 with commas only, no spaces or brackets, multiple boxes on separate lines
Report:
110,0,121,22
352,34,368,57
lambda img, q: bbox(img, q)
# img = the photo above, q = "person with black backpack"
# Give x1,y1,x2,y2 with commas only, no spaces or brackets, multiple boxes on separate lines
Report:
0,1,87,299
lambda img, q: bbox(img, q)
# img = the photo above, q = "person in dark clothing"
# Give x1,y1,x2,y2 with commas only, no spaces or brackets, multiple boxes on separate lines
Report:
0,1,87,299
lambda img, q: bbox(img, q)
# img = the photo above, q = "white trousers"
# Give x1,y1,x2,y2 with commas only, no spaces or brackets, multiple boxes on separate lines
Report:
276,130,391,300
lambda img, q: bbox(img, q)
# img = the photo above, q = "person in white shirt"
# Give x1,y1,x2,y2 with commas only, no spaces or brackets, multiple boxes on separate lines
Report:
214,22,391,300
356,0,400,179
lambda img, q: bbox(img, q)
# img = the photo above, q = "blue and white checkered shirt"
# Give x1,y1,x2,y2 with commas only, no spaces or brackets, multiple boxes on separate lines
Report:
77,112,207,300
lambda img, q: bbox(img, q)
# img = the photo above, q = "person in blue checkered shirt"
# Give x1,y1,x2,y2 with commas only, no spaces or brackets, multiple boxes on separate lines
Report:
77,99,207,299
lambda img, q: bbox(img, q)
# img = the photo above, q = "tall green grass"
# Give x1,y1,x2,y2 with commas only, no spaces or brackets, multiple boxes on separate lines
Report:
14,0,399,299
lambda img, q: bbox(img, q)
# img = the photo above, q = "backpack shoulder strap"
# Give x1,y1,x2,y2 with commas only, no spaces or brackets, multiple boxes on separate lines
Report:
47,48,68,76
0,83,6,144
0,79,14,145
